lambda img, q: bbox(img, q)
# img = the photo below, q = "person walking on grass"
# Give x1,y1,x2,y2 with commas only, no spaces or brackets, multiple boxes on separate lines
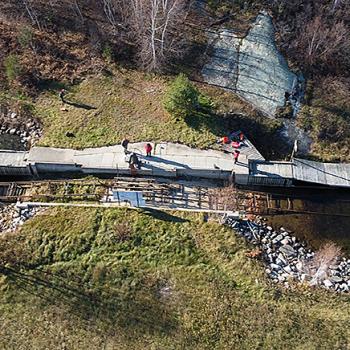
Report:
59,89,66,103
233,150,240,164
145,143,153,157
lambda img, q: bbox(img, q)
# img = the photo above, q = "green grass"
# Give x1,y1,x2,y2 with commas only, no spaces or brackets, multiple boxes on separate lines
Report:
35,68,225,149
33,67,289,160
0,208,349,349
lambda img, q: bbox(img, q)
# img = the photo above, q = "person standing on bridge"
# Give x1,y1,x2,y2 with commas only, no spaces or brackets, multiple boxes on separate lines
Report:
233,150,240,164
145,143,153,157
121,138,129,154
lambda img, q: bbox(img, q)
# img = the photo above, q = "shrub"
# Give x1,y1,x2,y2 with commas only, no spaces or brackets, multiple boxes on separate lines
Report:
102,44,113,63
163,74,199,118
4,54,22,83
18,26,34,49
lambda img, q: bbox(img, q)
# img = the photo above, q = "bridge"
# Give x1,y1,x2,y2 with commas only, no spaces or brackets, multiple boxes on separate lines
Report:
1,139,350,189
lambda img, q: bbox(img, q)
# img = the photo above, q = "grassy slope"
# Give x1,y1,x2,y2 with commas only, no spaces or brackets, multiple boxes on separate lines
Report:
0,208,349,349
34,67,289,159
297,78,350,162
35,69,222,149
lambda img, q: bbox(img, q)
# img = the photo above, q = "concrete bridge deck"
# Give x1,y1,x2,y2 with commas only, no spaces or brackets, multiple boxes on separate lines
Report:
0,140,262,180
2,138,350,189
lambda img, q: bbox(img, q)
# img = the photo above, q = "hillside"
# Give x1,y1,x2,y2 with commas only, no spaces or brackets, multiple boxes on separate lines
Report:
0,0,350,160
0,207,349,349
1,1,350,349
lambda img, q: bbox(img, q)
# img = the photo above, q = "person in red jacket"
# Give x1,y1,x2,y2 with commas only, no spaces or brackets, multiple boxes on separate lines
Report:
232,141,241,149
233,150,240,164
145,143,153,157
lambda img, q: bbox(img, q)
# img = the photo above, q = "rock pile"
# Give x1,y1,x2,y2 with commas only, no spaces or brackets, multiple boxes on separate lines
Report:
0,204,40,232
0,111,42,148
224,217,350,293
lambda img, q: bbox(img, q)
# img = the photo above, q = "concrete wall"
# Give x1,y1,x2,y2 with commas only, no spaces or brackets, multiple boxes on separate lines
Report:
0,166,32,176
33,163,82,173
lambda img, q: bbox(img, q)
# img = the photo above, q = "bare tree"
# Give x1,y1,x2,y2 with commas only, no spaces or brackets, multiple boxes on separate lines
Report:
21,0,41,30
101,0,117,27
296,15,348,67
129,0,189,71
72,0,84,23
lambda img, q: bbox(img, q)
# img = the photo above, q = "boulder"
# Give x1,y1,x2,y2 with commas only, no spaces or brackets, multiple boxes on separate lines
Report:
279,244,296,257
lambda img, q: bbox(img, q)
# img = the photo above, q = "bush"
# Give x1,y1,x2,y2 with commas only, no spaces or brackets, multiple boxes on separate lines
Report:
102,44,113,63
163,74,199,118
18,26,34,49
4,54,22,83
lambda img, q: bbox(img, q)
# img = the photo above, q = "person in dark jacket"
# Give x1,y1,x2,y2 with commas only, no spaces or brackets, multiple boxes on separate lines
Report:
129,152,141,169
59,89,66,103
121,138,129,154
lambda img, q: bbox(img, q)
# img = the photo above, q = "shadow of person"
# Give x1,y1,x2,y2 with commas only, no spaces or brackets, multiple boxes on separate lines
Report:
64,100,97,110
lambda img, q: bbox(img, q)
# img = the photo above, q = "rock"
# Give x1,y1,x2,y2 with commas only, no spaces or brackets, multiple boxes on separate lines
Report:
202,12,299,117
295,261,303,271
272,234,283,244
283,265,292,274
341,284,349,292
9,128,17,135
270,263,281,271
277,253,287,265
329,276,343,283
281,237,291,245
323,280,333,288
279,244,296,257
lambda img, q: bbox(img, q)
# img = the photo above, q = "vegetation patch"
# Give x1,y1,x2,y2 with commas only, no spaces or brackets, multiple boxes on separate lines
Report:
0,207,349,349
297,77,350,162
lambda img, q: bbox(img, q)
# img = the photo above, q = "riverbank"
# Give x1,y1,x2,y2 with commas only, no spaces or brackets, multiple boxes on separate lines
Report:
225,216,350,292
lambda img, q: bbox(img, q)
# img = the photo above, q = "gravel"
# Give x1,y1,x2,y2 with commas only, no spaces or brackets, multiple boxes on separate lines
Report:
0,204,41,233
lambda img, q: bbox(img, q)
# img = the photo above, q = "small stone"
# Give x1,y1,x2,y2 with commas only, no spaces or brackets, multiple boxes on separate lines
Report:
277,253,287,265
323,279,333,288
279,245,296,257
329,276,343,283
272,234,283,244
270,263,281,271
295,261,303,271
281,238,291,245
283,265,292,274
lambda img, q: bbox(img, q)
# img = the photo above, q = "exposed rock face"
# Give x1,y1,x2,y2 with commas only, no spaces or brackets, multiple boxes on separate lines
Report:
202,13,298,117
